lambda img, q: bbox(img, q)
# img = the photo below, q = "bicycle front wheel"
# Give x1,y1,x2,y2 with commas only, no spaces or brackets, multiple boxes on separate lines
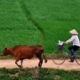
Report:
75,50,80,65
52,50,66,65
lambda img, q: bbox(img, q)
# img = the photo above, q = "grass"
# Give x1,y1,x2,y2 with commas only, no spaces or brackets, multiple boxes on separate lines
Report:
0,1,80,79
24,0,80,53
0,0,80,54
40,68,80,80
0,68,80,80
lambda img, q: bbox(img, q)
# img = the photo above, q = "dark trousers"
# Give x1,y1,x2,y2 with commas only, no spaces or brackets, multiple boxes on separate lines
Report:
68,45,79,61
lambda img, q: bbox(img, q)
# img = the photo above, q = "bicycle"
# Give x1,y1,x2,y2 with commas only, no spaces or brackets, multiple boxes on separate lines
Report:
52,40,80,65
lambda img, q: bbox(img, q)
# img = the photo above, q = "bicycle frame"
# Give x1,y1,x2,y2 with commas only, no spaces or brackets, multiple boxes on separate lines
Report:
52,40,80,65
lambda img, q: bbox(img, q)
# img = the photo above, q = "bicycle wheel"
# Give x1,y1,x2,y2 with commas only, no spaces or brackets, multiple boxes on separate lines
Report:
52,50,67,65
75,50,80,65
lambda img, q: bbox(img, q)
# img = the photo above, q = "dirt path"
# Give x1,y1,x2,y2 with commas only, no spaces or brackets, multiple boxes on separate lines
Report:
0,59,80,71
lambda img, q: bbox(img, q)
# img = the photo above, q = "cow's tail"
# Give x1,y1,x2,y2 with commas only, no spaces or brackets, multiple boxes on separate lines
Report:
43,53,47,63
41,49,47,63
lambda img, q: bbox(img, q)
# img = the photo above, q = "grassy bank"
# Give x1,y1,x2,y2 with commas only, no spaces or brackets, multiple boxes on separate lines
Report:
0,68,80,80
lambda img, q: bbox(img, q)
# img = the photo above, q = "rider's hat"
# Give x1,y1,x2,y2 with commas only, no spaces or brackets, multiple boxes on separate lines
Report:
69,29,78,35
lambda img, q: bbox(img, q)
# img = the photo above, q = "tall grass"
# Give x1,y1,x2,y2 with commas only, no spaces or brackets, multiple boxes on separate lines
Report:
24,0,80,53
0,0,80,53
0,0,42,52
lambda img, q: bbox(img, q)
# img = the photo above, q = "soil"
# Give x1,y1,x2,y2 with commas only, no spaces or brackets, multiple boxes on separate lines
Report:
0,59,80,71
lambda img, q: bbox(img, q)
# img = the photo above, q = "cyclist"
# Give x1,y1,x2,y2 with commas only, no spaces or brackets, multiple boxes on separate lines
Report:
64,29,80,62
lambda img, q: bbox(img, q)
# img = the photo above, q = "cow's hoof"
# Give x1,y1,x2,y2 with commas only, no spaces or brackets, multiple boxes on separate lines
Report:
18,65,22,68
45,60,47,63
38,63,41,68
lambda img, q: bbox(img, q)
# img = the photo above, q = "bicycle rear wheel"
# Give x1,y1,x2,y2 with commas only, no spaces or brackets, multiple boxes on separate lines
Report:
75,50,80,65
52,50,67,65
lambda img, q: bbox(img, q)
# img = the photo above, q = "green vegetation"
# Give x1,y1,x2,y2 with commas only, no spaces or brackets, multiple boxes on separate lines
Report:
0,0,80,54
0,1,80,79
0,68,80,80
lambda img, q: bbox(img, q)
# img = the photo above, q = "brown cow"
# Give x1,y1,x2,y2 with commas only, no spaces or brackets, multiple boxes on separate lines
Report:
1,45,47,68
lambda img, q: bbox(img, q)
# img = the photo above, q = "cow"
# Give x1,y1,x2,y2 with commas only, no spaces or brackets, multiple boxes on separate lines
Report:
1,45,47,68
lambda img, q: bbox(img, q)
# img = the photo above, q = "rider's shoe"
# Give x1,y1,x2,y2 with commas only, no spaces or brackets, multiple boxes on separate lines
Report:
69,60,74,62
69,58,74,62
69,56,75,62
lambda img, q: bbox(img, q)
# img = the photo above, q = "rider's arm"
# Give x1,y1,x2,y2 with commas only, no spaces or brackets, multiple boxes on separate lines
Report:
65,36,74,44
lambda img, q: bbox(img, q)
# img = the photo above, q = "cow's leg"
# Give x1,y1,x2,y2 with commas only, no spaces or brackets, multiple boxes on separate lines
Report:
20,59,23,68
15,58,22,68
38,57,43,68
36,54,43,67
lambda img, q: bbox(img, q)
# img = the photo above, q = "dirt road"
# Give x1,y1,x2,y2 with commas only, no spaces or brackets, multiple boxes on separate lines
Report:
0,59,80,71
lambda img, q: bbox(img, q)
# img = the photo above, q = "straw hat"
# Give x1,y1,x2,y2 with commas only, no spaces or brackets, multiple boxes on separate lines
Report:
69,29,78,35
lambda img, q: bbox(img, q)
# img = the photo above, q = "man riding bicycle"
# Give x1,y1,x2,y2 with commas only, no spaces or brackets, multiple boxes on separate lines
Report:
64,29,80,62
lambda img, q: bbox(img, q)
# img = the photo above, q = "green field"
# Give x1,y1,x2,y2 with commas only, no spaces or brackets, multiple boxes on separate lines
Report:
0,1,80,79
0,0,80,54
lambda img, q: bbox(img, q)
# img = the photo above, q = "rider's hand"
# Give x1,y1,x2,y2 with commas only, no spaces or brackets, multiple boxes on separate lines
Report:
63,42,66,44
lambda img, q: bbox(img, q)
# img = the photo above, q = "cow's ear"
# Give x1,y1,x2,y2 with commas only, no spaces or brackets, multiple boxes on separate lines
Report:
5,47,8,50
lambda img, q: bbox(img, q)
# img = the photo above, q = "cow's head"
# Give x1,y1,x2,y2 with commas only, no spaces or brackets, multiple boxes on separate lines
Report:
1,47,11,56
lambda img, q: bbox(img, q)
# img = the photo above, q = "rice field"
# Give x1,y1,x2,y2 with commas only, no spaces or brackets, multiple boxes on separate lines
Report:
0,0,80,79
0,0,80,54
